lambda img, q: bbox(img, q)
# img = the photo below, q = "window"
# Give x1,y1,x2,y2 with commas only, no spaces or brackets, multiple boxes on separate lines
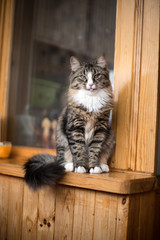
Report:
7,0,117,149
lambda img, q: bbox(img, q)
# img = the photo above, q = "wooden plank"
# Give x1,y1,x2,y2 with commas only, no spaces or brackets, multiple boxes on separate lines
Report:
128,0,144,171
11,146,56,159
127,194,141,239
59,172,156,194
72,188,95,240
115,196,129,239
21,184,39,240
0,0,15,140
93,192,117,240
37,186,56,240
136,0,159,173
0,157,156,194
7,177,24,240
0,175,9,239
112,0,136,170
113,0,159,174
54,185,75,240
138,192,155,239
154,190,160,240
128,191,156,240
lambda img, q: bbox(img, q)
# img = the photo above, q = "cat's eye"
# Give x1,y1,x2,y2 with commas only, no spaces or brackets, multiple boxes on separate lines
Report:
94,74,102,80
80,75,87,81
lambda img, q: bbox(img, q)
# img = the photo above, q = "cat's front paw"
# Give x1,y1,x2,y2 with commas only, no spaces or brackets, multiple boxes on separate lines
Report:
75,166,87,173
89,166,102,174
100,163,110,172
89,164,110,174
64,162,74,172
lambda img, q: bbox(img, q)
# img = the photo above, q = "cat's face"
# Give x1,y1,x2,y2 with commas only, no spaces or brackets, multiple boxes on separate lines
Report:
69,56,111,94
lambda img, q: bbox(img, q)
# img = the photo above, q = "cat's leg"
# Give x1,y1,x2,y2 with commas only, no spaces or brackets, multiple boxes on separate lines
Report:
64,147,74,172
99,129,115,172
56,107,74,172
68,138,87,173
88,132,105,173
88,128,115,174
56,143,74,172
66,123,87,173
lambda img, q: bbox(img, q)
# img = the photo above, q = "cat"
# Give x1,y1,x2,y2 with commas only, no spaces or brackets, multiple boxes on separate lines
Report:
24,55,115,190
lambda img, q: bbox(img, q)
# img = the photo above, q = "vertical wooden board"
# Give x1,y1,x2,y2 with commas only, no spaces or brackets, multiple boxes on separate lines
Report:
54,185,75,240
127,194,141,240
115,195,129,240
22,184,39,240
128,0,144,171
112,0,136,169
7,177,24,240
93,192,117,240
37,186,56,240
0,175,9,240
72,188,95,240
154,191,160,240
138,192,155,239
0,0,15,140
136,0,159,173
128,192,156,240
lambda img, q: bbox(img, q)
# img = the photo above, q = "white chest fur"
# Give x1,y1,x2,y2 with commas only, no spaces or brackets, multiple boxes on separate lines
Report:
72,89,110,112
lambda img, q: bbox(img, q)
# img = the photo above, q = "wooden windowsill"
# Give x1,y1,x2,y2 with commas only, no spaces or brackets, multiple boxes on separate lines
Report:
0,156,157,195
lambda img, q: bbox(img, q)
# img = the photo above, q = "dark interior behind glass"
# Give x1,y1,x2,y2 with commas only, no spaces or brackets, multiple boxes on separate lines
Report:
7,0,116,148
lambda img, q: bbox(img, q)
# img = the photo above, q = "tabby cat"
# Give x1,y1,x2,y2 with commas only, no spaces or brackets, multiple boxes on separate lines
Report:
24,55,115,190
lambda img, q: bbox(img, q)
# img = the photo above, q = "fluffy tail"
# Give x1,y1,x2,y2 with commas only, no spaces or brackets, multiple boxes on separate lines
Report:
23,153,65,191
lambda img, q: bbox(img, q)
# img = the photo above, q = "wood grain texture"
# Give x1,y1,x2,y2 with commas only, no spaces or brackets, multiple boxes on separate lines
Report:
0,174,158,240
127,191,156,240
93,192,117,239
54,185,75,240
7,177,24,240
115,196,129,239
113,0,159,174
136,0,159,172
154,190,160,240
128,0,144,171
0,0,15,140
0,175,24,240
0,158,156,194
0,175,9,239
72,188,95,240
22,184,39,240
112,0,136,170
37,186,56,240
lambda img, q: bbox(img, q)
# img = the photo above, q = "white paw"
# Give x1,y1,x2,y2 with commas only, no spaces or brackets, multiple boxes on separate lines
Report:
89,166,102,174
64,163,74,172
100,163,110,172
75,166,87,173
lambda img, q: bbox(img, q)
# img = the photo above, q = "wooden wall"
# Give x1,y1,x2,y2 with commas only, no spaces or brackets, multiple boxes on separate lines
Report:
0,174,157,240
112,0,159,174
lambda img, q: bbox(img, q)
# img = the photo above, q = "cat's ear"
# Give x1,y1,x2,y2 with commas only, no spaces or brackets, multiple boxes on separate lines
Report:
96,55,107,68
70,56,81,71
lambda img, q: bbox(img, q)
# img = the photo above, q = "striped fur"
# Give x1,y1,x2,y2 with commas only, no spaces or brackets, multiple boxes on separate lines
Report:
57,55,115,172
24,56,115,190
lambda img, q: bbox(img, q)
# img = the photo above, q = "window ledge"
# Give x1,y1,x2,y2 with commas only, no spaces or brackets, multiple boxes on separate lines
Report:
0,157,157,195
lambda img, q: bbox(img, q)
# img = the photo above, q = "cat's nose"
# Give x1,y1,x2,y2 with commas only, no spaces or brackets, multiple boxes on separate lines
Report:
89,84,93,87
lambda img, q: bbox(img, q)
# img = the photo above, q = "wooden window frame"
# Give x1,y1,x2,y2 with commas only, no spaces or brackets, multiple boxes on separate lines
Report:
0,0,159,174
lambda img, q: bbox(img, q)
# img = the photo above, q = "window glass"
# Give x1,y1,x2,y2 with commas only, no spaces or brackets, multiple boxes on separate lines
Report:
8,0,117,148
